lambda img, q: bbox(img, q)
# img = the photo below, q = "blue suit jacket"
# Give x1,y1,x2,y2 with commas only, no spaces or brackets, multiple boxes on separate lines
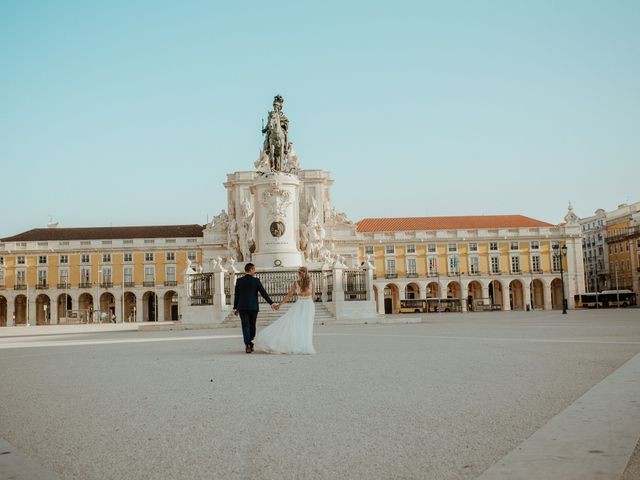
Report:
233,275,274,311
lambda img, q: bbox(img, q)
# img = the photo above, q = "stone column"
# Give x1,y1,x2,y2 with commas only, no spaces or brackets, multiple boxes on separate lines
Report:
461,283,468,312
375,284,385,314
136,294,144,322
157,291,165,322
212,259,226,310
543,282,552,310
333,263,344,306
27,295,36,326
115,293,123,323
6,298,14,327
482,284,490,304
524,282,532,311
502,281,511,311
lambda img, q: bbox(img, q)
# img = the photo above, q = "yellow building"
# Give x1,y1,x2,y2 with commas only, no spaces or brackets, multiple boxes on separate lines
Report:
0,225,203,326
605,219,640,293
356,214,584,314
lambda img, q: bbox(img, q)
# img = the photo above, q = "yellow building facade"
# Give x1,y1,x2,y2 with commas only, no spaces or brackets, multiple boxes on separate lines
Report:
0,225,203,326
357,214,584,314
605,219,640,293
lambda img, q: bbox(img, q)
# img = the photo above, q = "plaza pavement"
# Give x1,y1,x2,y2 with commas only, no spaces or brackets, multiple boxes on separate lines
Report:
1,309,640,480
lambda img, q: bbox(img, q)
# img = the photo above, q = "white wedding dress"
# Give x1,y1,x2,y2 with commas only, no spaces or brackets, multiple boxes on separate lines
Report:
254,284,316,354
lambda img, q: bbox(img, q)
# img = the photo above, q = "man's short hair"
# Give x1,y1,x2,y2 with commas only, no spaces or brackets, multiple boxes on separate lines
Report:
244,263,255,273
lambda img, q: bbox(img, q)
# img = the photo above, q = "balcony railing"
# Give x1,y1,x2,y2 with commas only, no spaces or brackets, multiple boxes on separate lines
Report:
510,270,522,275
0,284,5,289
531,269,543,274
124,281,135,287
406,272,418,278
79,282,92,288
100,282,113,289
468,271,480,275
385,273,398,279
164,281,178,287
143,281,155,287
14,284,27,290
36,283,48,289
57,283,70,289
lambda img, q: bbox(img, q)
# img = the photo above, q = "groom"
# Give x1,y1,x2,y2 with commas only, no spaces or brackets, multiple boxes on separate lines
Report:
233,263,278,353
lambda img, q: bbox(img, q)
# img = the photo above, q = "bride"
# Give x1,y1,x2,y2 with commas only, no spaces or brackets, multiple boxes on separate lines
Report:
254,266,316,354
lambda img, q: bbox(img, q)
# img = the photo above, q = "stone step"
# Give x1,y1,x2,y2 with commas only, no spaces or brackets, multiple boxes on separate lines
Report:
222,302,335,327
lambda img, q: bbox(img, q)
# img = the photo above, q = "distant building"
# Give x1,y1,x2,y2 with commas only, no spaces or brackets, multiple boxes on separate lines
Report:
0,225,203,326
578,202,640,295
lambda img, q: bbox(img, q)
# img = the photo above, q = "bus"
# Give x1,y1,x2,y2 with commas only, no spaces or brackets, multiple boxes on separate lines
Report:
426,298,462,313
574,290,637,308
399,299,427,313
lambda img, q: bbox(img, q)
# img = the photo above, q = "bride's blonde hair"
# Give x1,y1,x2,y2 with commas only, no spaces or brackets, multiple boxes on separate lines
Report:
297,266,311,291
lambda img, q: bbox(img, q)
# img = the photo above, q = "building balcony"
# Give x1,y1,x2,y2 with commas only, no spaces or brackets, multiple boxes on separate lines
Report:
0,284,5,289
57,283,70,289
406,273,418,278
489,271,502,275
143,281,155,287
164,281,178,287
36,283,48,289
468,271,480,276
531,269,543,274
100,282,113,289
385,274,398,279
14,284,27,290
510,270,522,275
124,281,135,288
79,282,92,289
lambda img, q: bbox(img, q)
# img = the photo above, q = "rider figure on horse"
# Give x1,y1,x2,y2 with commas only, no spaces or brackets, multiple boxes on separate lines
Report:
262,95,290,170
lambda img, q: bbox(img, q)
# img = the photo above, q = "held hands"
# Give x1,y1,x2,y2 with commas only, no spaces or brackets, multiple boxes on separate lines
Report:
233,310,239,316
271,303,280,311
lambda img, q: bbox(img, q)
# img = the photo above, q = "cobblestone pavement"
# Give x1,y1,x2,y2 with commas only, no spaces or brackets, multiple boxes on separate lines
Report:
1,310,639,480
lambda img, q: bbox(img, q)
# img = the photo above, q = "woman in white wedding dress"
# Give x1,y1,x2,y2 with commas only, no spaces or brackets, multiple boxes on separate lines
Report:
254,266,316,355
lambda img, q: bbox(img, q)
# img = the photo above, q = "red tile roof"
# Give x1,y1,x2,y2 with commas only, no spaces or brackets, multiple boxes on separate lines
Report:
1,224,204,242
356,215,552,233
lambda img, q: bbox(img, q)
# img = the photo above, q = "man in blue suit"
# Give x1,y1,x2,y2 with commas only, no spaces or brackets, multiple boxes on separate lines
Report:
233,263,278,353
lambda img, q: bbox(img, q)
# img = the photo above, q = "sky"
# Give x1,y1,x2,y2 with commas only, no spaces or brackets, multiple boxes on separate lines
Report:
1,0,639,238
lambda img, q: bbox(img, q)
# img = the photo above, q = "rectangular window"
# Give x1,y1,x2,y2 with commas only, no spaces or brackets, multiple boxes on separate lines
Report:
80,267,91,285
80,241,91,246
187,251,197,262
37,242,48,247
123,253,133,263
427,244,436,253
144,266,155,283
469,256,479,274
406,244,416,254
59,255,68,264
59,269,69,285
166,266,176,282
102,253,112,263
490,256,500,273
385,245,395,255
448,255,458,273
101,240,112,245
0,269,4,286
165,239,176,244
510,255,520,273
468,243,478,252
16,270,26,286
0,256,3,265
531,255,541,272
187,238,197,243
530,241,540,250
407,258,417,275
614,244,618,254
123,239,134,245
144,252,154,262
489,242,498,251
59,241,69,246
101,267,112,284
448,243,457,252
364,246,374,255
510,242,519,251
144,239,155,244
166,252,176,262
427,256,438,274
123,266,133,284
81,254,90,264
17,255,25,265
386,259,396,275
37,270,48,286
38,255,47,264
552,253,561,272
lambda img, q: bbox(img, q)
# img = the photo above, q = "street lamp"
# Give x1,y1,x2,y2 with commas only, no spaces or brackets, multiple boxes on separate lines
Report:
552,243,568,314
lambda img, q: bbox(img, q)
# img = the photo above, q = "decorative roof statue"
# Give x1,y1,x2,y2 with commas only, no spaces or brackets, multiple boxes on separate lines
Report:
261,95,291,172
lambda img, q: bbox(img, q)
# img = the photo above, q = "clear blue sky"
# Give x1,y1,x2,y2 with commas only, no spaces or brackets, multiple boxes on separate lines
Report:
1,0,639,238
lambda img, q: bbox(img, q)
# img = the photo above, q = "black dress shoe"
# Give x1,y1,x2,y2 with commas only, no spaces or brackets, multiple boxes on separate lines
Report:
249,343,255,353
245,345,252,354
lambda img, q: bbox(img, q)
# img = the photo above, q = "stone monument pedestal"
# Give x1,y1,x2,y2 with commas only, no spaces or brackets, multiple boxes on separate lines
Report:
250,173,304,269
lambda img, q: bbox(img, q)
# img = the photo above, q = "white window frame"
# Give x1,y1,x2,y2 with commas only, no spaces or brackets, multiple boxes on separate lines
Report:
166,251,176,262
16,255,25,265
385,245,395,255
490,256,500,273
469,256,480,274
510,255,521,273
101,266,112,284
144,252,154,262
16,269,26,286
59,255,68,264
38,255,47,265
80,267,91,285
448,255,458,274
406,257,417,275
531,254,541,273
59,268,69,285
37,269,48,286
427,244,437,253
468,243,478,252
364,246,374,256
187,251,197,262
406,244,416,254
81,254,90,264
144,266,155,283
166,265,177,283
102,253,112,264
489,242,498,252
530,240,540,250
447,243,457,252
123,253,133,263
123,266,134,284
509,242,519,251
385,258,396,276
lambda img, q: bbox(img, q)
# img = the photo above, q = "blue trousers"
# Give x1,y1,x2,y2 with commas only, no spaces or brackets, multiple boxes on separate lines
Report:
239,310,258,346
